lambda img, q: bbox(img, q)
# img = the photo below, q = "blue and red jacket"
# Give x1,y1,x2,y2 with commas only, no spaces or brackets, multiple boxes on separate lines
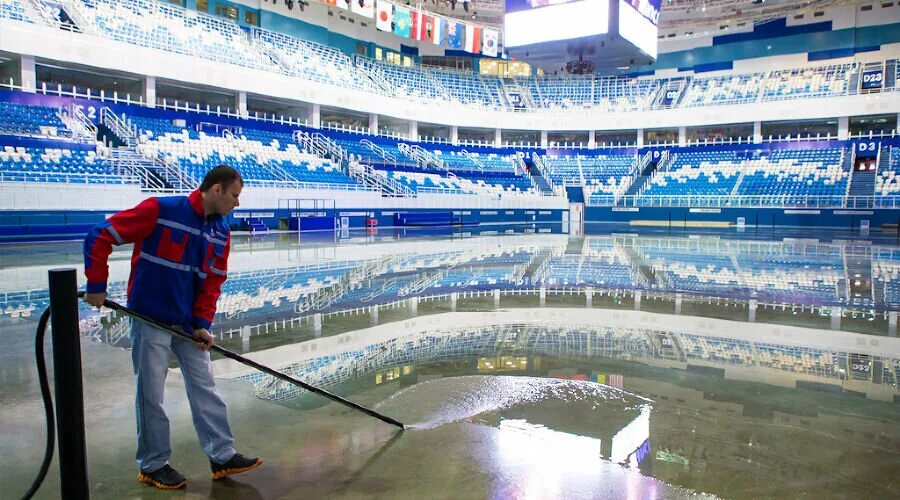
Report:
84,189,230,332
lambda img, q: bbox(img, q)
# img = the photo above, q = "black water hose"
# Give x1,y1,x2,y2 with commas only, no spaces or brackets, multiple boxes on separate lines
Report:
21,306,55,500
21,292,404,499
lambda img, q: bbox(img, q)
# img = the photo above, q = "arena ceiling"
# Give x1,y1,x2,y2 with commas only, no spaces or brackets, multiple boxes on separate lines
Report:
422,0,867,34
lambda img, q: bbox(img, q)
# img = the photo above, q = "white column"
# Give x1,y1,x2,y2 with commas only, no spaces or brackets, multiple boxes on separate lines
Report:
830,307,841,331
539,287,546,307
143,76,156,108
494,128,502,147
450,125,459,145
493,289,501,309
20,54,35,93
889,311,897,337
408,120,418,140
540,130,549,149
585,287,593,308
370,305,379,326
368,113,378,134
313,313,322,337
753,121,762,144
409,296,418,316
241,325,251,354
748,299,757,323
838,116,849,140
450,292,458,311
678,126,687,147
675,293,682,315
234,90,248,117
311,103,321,128
588,130,596,149
636,129,645,147
634,291,641,311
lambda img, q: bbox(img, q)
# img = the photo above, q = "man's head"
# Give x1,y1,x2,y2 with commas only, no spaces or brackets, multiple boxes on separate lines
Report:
200,165,242,216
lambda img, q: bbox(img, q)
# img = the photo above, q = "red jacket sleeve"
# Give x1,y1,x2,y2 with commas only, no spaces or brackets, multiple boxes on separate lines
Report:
83,197,160,293
192,231,230,330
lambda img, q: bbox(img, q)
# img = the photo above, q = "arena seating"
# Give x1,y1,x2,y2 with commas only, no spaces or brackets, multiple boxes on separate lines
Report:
762,64,853,101
0,145,122,183
1,0,877,114
0,102,70,138
133,117,358,187
876,146,900,196
253,30,373,92
681,73,766,107
642,151,743,197
0,0,37,23
76,0,271,71
736,148,847,198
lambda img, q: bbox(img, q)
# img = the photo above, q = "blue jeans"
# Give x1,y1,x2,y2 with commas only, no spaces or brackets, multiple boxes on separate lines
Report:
130,320,236,472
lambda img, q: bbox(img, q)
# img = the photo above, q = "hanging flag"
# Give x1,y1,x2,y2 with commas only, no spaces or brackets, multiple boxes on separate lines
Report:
376,0,393,32
429,16,445,45
464,23,482,54
411,10,428,41
393,5,411,38
482,29,499,57
446,21,464,50
350,0,374,18
334,0,349,10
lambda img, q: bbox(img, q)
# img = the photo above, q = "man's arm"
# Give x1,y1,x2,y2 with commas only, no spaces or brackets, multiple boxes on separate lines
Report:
192,231,230,332
83,197,160,305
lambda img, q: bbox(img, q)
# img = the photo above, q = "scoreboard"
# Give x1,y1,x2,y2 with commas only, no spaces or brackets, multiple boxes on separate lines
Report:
504,0,660,72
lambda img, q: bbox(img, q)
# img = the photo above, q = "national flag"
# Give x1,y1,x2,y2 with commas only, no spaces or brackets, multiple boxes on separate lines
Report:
376,0,393,31
429,16,445,45
446,21,464,50
393,5,411,38
411,10,428,41
350,0,374,18
464,24,482,54
482,29,499,57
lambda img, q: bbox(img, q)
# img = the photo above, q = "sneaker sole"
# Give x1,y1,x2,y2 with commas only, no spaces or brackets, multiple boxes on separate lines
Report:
138,473,187,490
211,459,263,480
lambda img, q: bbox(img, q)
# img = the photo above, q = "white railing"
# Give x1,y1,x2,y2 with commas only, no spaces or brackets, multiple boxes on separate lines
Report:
0,170,140,185
586,194,900,209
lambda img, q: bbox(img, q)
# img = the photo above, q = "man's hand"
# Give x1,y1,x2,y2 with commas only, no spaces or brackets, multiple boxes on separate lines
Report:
193,328,215,351
84,292,107,308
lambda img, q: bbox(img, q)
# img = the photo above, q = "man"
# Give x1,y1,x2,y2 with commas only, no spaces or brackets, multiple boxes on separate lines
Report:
83,165,261,490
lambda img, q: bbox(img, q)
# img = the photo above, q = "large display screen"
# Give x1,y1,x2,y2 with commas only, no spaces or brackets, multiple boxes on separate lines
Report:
618,0,658,59
623,0,661,25
504,0,610,48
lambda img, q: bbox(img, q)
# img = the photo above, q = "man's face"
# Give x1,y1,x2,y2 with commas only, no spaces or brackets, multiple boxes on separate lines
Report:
210,181,242,216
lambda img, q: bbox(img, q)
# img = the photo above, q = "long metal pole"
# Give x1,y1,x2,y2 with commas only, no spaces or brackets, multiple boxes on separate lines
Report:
100,299,405,430
49,269,90,499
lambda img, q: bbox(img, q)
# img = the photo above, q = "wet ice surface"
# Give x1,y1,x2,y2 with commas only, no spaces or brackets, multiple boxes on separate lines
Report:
376,375,651,433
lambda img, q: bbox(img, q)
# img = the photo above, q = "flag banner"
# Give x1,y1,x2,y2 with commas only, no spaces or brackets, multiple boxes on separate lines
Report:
482,29,499,57
376,0,393,31
335,0,349,10
429,16,445,45
411,10,428,41
464,23,482,54
393,5,411,38
447,21,464,50
350,0,375,18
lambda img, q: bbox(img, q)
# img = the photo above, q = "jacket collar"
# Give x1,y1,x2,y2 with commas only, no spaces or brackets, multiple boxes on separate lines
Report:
188,189,205,217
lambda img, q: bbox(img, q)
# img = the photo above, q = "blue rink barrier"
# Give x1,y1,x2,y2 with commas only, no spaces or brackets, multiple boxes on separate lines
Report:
394,211,457,226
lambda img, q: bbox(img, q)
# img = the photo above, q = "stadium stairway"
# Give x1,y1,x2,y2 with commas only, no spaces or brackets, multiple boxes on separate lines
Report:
849,167,877,198
523,156,554,195
622,159,659,198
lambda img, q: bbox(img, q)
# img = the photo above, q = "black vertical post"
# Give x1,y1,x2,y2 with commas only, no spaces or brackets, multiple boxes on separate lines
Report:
48,268,90,500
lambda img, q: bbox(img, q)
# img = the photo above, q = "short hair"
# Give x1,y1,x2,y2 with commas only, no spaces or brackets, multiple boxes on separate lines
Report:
200,165,243,192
